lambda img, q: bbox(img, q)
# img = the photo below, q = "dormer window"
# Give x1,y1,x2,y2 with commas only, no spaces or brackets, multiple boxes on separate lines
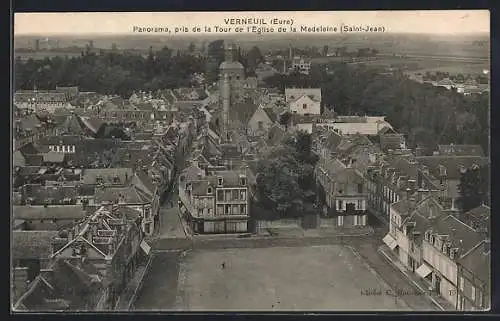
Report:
207,187,213,194
240,177,247,186
217,177,223,186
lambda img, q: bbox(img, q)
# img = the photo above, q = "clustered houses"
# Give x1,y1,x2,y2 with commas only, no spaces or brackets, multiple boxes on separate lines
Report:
12,204,148,311
178,166,251,234
384,196,490,311
12,85,203,311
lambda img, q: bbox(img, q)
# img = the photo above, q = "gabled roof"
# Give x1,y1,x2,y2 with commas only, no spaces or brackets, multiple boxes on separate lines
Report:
230,102,259,125
457,240,491,285
428,215,484,259
285,88,321,103
263,108,278,123
14,258,104,311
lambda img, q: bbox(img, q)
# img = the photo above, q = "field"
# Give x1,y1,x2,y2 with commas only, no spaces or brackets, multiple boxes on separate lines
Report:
135,245,411,311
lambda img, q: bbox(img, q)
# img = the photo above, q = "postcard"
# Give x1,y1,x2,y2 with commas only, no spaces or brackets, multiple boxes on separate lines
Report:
12,10,490,312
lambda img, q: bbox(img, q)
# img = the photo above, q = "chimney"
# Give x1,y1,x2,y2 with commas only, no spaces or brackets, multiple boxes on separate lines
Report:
12,267,30,301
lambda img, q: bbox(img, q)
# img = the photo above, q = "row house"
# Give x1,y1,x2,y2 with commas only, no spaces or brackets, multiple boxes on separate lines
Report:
415,156,490,210
178,166,250,234
86,107,179,125
14,90,73,113
365,151,441,221
315,158,369,227
384,197,490,311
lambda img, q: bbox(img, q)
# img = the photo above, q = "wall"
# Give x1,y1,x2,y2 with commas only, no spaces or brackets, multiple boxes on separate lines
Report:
289,95,320,115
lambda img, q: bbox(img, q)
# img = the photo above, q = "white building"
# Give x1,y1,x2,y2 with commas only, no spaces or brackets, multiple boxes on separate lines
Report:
285,88,321,116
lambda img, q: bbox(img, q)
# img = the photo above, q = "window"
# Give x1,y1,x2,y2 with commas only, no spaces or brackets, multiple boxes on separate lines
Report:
240,178,247,186
225,205,230,215
303,103,307,109
337,216,344,226
232,190,239,200
218,177,223,186
258,121,264,130
217,205,224,215
357,200,363,210
207,208,212,215
240,190,246,201
354,215,359,226
357,184,363,193
217,190,224,201
337,200,343,210
240,205,246,215
471,286,476,301
207,187,212,194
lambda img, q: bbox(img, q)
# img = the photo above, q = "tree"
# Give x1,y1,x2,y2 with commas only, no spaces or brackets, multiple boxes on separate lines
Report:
256,131,319,218
245,46,264,72
457,165,490,212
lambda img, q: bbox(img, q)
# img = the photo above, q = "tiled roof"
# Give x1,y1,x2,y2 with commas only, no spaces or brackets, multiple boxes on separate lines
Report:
13,231,59,259
13,205,86,220
94,186,150,204
416,156,489,180
82,168,133,185
380,134,404,152
22,184,79,204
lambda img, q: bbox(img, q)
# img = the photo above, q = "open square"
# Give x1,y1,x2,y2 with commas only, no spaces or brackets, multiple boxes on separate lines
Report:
173,245,411,311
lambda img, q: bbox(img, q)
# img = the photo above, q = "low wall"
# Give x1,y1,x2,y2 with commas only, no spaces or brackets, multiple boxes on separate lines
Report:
256,219,302,230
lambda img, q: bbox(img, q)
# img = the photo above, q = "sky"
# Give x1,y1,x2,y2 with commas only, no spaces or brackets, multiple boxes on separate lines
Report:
14,11,490,36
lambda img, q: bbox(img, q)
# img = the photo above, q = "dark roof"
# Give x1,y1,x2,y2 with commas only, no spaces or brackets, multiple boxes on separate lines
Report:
458,241,491,284
211,170,247,187
428,215,484,259
437,144,485,157
263,108,278,122
230,102,259,125
18,142,41,156
463,205,490,221
82,168,133,185
13,231,59,259
416,156,489,180
38,135,82,146
379,134,404,152
22,184,79,204
13,205,86,220
15,258,104,311
181,165,205,182
94,186,150,204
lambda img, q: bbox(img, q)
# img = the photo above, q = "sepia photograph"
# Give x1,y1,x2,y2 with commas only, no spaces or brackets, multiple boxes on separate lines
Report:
11,10,490,312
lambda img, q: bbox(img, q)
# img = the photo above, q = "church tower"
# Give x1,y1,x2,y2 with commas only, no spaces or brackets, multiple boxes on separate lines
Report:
218,42,245,140
221,73,231,140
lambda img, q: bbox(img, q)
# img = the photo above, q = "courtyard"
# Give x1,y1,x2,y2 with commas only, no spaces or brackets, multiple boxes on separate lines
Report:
134,245,412,311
